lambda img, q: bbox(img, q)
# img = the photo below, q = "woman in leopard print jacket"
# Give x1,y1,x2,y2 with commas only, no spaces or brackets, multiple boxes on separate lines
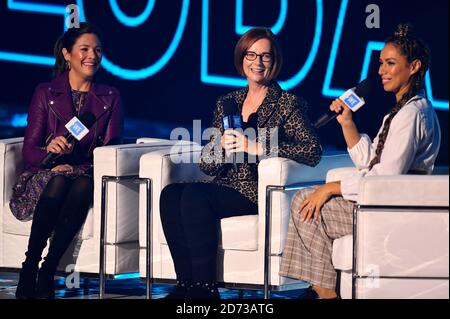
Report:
159,28,322,299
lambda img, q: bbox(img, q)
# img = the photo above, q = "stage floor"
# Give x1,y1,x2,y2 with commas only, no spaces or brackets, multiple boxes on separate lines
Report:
0,270,305,299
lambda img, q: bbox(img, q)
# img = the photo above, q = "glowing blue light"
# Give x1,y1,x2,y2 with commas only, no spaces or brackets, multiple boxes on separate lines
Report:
3,0,189,80
113,272,141,280
7,0,74,31
235,0,288,35
0,51,54,65
202,0,323,90
321,0,348,98
2,0,448,109
359,42,448,110
11,113,28,127
360,41,384,82
322,0,447,110
280,0,322,90
77,0,190,80
108,0,155,27
424,72,448,110
7,0,65,15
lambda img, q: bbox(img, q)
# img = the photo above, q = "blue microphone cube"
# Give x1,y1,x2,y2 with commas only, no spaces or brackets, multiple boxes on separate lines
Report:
65,116,89,141
340,89,365,112
231,115,242,129
223,115,242,129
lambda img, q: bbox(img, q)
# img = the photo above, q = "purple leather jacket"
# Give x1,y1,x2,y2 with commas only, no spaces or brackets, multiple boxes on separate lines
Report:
22,71,123,172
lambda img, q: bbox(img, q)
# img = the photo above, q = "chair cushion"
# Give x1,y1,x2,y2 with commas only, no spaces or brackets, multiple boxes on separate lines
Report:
358,175,449,206
332,235,353,271
333,209,450,278
3,205,94,240
220,215,258,251
326,167,357,183
160,214,259,251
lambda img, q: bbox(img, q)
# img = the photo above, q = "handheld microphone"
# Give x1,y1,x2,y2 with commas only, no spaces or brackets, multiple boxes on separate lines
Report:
314,78,373,128
222,99,242,169
222,99,242,130
41,112,96,168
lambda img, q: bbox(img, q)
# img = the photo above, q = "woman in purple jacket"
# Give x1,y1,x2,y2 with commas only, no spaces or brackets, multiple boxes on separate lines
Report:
11,23,123,299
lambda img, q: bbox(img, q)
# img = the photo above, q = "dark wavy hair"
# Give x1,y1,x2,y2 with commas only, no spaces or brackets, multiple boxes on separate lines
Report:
369,23,431,170
53,22,103,78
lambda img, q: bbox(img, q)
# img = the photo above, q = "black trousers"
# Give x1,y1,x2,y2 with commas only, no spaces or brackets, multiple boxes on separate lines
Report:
160,183,258,282
23,175,93,274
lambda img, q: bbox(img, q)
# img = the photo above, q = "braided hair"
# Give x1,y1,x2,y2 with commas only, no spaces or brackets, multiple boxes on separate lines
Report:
368,23,431,170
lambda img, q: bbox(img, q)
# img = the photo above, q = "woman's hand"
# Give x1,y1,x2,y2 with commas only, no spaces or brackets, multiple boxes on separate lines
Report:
221,129,263,156
46,136,73,155
297,182,340,223
51,164,74,173
330,99,353,127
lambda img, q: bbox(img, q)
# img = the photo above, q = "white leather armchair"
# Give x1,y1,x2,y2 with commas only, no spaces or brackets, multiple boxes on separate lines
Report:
0,137,190,277
138,146,353,297
328,168,449,299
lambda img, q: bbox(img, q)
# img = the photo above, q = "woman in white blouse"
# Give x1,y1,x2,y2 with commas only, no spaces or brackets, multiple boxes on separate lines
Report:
279,23,441,299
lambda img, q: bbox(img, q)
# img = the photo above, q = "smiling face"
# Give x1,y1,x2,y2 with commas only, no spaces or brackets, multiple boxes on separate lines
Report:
63,33,102,81
242,38,273,86
378,43,420,101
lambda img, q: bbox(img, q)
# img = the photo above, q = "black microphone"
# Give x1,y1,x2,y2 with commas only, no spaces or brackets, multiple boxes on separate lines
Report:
41,112,96,168
222,98,242,169
314,78,373,128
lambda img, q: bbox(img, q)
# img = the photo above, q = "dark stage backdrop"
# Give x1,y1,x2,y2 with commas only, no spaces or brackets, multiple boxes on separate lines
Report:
0,0,448,164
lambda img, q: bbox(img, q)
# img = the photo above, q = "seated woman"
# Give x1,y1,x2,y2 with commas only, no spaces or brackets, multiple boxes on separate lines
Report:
279,24,441,299
160,27,322,299
11,23,123,299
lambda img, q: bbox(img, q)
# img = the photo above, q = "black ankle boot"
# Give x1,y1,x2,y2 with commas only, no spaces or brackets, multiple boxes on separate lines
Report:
186,282,220,299
36,267,55,299
15,264,38,299
16,196,63,300
297,286,319,299
164,280,191,299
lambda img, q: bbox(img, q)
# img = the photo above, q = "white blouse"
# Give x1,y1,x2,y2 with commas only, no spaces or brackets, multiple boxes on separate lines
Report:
341,94,441,202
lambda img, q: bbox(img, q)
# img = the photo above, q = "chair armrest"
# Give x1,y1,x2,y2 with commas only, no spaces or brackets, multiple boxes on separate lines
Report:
259,154,354,188
354,176,449,278
0,137,24,266
139,146,209,248
257,154,353,254
326,167,357,183
136,137,195,146
93,141,186,244
358,175,449,207
0,137,24,218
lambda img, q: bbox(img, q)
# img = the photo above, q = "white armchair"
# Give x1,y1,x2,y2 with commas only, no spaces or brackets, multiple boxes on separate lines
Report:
138,146,353,297
328,169,449,299
0,137,190,277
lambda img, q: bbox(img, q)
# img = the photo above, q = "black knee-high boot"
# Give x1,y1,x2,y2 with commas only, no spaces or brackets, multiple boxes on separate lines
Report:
15,197,63,299
36,177,93,299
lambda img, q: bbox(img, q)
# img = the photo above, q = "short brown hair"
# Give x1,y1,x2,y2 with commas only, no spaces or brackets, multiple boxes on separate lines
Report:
234,28,283,81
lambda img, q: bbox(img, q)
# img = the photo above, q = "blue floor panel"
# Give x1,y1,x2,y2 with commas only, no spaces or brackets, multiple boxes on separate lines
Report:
0,271,307,299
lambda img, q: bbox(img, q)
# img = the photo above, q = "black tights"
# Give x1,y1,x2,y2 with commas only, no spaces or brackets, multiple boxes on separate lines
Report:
23,175,93,274
160,183,258,283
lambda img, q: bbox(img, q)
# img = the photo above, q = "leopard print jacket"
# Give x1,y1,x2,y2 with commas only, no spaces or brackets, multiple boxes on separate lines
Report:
199,81,322,204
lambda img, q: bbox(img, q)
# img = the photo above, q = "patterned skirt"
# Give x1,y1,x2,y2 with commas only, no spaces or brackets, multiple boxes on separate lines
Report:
9,169,88,221
279,187,354,289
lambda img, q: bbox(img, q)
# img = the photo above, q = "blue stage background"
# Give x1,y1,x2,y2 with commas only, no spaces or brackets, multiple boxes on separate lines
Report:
0,0,448,164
